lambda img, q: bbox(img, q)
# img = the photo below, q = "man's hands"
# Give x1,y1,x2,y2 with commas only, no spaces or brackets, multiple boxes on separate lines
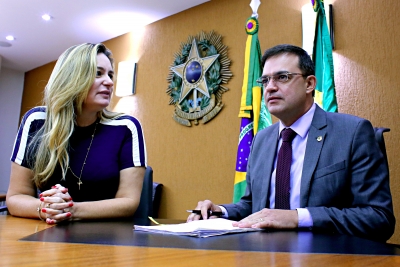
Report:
187,200,298,230
233,208,298,229
186,200,223,222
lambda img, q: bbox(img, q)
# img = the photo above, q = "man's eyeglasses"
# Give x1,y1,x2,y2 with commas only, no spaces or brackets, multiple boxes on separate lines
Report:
256,72,307,87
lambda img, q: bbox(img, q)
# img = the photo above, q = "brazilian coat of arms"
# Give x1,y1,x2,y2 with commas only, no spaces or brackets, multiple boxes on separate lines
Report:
166,31,233,126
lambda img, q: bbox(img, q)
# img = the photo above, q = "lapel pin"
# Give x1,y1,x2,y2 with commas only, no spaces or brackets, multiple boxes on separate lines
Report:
317,136,323,142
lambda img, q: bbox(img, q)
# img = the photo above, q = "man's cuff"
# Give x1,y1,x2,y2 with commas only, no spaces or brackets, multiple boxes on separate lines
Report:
219,206,229,218
296,208,313,229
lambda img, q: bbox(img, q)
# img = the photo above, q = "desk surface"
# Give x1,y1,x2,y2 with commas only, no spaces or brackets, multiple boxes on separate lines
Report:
20,218,400,255
1,215,400,266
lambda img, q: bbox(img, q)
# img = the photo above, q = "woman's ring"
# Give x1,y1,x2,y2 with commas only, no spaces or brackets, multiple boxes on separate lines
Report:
46,203,51,208
258,218,264,222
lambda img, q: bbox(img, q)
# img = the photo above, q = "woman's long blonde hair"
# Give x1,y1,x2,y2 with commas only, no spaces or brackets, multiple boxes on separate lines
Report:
31,43,121,187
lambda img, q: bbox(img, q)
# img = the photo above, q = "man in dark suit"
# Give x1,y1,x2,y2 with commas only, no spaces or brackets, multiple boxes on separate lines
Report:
187,44,395,241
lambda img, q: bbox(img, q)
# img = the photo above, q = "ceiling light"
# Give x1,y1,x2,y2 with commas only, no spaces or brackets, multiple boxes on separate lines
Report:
6,35,15,41
42,14,52,21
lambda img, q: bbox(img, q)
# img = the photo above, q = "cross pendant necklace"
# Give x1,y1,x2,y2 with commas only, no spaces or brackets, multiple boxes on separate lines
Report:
77,179,83,190
68,121,98,190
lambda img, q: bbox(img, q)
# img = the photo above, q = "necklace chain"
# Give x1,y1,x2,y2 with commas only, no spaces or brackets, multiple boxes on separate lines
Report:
68,121,98,190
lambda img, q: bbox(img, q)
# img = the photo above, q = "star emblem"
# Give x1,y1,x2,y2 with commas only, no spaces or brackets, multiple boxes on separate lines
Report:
170,39,219,111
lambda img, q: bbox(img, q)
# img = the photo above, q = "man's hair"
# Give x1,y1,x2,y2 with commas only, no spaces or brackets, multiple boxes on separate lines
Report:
261,44,315,77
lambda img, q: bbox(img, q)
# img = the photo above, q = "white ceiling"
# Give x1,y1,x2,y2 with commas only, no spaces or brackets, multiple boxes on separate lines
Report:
0,0,209,72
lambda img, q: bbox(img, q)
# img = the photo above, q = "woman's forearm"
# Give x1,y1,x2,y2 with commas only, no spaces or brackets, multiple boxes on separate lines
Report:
7,194,43,220
70,197,139,220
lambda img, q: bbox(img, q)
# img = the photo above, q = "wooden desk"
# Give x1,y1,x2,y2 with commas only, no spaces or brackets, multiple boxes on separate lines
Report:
1,215,400,266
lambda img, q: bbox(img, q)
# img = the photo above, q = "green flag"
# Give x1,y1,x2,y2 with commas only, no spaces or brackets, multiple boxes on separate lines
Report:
312,0,338,112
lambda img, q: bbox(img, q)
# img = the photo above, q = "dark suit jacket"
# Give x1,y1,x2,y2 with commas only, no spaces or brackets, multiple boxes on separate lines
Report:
223,105,395,241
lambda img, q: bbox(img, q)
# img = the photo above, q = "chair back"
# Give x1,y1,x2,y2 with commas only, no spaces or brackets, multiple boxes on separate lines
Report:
0,193,7,214
133,166,153,219
374,127,390,170
0,205,7,214
152,182,163,218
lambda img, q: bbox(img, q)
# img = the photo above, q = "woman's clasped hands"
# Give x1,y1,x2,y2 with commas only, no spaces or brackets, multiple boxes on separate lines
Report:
39,184,74,224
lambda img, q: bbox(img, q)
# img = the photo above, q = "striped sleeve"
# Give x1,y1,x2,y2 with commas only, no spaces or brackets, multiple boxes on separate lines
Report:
102,115,147,168
10,106,46,166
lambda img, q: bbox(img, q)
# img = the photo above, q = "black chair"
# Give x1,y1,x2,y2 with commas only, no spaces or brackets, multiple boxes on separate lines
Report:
0,193,7,214
152,182,163,218
133,166,154,219
139,166,163,218
374,127,390,169
0,205,7,213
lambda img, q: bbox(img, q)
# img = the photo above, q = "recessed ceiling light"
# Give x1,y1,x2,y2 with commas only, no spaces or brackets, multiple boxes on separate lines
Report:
42,14,52,21
6,35,15,41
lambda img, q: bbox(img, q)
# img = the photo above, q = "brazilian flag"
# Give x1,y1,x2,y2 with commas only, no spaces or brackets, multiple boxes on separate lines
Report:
312,0,338,112
233,17,272,203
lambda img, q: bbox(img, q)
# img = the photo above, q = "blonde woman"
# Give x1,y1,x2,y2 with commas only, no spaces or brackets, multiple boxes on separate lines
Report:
7,43,147,224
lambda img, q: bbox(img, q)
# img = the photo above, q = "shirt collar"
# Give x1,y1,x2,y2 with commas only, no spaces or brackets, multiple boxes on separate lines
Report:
279,103,316,139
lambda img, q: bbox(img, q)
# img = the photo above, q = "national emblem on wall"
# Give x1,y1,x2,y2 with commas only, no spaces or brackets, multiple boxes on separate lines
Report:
166,31,232,127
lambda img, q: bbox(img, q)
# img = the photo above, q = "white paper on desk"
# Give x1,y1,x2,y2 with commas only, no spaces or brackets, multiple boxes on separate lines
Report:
133,218,261,238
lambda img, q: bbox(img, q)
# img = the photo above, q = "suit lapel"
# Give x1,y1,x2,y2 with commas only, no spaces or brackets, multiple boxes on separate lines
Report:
257,124,279,210
300,105,327,207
